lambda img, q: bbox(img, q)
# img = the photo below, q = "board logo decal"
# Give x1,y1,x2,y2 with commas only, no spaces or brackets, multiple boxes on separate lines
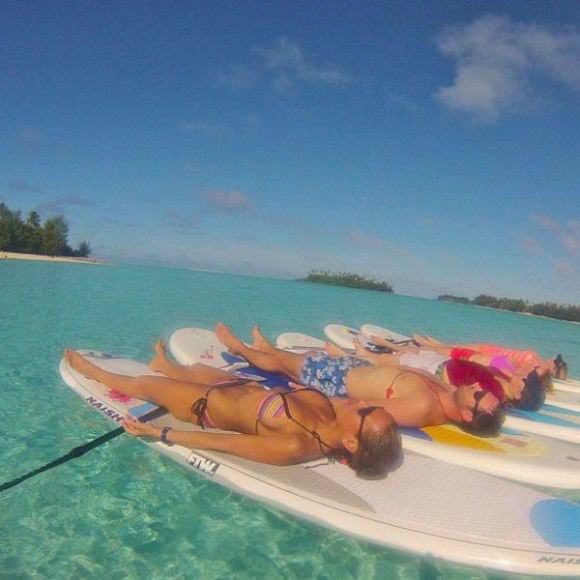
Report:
187,452,220,476
537,556,580,565
86,396,124,422
200,346,217,361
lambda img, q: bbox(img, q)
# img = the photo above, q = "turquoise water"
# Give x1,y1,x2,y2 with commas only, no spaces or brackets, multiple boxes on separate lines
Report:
2,261,580,580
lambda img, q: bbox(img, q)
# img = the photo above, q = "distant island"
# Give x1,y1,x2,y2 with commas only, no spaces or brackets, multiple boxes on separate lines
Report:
438,293,580,323
0,202,94,262
300,270,394,293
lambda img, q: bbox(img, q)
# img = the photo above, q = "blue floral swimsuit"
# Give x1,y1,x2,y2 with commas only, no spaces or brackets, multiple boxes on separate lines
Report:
299,352,371,397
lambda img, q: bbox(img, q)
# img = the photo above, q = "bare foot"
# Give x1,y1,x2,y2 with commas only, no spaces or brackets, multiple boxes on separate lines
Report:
251,325,274,352
64,349,101,380
215,322,245,355
149,339,169,373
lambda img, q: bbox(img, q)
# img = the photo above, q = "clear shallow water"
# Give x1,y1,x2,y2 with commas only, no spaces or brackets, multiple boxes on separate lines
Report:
1,261,580,580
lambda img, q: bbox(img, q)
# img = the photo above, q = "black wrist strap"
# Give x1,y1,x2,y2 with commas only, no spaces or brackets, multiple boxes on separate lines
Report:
160,426,174,446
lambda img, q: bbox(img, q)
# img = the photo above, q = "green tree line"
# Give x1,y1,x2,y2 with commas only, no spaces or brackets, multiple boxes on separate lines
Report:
301,270,394,293
438,293,580,323
0,203,91,258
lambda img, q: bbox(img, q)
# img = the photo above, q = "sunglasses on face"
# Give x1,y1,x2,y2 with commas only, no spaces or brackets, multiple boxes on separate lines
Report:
356,406,383,441
472,389,488,416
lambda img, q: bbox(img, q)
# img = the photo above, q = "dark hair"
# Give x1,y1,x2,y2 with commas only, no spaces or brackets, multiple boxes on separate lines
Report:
350,420,402,479
461,404,505,437
540,370,554,393
553,354,568,380
511,369,545,411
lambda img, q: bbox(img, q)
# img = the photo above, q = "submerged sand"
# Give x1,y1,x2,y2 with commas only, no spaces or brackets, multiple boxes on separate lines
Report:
0,251,104,265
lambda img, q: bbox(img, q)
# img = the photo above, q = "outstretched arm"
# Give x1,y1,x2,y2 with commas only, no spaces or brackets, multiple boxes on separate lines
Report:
123,416,313,465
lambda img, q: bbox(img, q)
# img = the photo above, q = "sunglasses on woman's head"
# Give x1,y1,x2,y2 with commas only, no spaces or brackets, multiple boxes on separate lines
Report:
356,406,382,441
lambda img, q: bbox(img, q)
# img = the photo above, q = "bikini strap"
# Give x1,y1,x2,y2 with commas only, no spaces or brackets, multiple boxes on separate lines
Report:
276,389,342,459
190,378,252,429
387,368,443,396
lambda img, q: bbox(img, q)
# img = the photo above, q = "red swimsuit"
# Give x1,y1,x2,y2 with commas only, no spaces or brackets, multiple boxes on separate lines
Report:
444,358,506,402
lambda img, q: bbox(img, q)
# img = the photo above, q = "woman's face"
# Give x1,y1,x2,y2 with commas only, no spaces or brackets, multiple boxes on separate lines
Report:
457,384,501,418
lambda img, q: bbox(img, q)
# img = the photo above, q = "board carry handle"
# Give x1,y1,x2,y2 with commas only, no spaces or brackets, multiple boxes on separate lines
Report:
0,406,167,493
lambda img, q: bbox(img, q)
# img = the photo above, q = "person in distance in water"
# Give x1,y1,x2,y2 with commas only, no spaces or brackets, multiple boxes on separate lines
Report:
63,343,401,479
215,323,505,436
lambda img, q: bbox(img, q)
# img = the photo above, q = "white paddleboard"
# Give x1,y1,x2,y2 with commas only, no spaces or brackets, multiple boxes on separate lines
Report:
276,332,326,351
360,325,580,399
548,390,580,413
324,323,365,350
325,323,404,353
553,378,580,395
169,327,248,370
59,351,580,576
278,327,580,484
358,324,580,446
360,323,414,345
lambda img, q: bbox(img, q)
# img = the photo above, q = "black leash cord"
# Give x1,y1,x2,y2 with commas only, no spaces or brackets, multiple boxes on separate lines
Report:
0,406,167,493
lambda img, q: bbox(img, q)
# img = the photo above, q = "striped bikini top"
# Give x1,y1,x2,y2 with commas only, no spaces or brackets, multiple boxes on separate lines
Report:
191,381,342,458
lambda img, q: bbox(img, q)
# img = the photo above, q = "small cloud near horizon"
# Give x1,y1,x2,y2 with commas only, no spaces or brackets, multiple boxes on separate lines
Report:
530,211,580,254
520,235,544,256
554,258,576,279
165,209,199,232
345,228,414,259
434,14,580,120
37,196,93,215
8,180,43,193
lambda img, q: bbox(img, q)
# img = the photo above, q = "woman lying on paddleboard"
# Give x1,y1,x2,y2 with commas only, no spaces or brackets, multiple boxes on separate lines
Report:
214,324,505,436
365,335,546,411
412,335,568,382
63,345,402,479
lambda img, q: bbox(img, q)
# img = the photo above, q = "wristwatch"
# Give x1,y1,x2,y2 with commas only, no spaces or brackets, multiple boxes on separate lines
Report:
160,426,174,446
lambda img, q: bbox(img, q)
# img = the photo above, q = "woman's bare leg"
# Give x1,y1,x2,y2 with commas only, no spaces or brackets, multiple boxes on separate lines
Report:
251,325,277,352
215,323,305,380
65,349,210,422
149,339,236,384
325,342,347,357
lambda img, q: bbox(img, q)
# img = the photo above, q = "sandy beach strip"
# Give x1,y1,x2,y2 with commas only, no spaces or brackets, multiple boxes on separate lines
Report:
0,251,105,265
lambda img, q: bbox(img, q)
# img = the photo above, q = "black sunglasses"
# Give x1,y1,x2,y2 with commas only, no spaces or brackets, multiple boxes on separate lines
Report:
472,389,487,416
356,406,382,441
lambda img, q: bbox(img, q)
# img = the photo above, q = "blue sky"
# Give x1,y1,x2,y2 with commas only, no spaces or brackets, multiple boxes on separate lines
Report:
2,1,580,302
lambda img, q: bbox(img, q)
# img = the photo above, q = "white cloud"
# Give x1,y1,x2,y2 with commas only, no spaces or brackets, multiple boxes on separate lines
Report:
216,64,259,90
204,190,251,213
345,229,389,251
166,209,199,232
37,196,93,214
531,211,559,232
179,120,232,138
520,235,544,256
8,180,42,193
16,127,46,147
530,211,580,254
554,258,575,278
435,15,580,120
219,37,350,93
255,38,350,90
